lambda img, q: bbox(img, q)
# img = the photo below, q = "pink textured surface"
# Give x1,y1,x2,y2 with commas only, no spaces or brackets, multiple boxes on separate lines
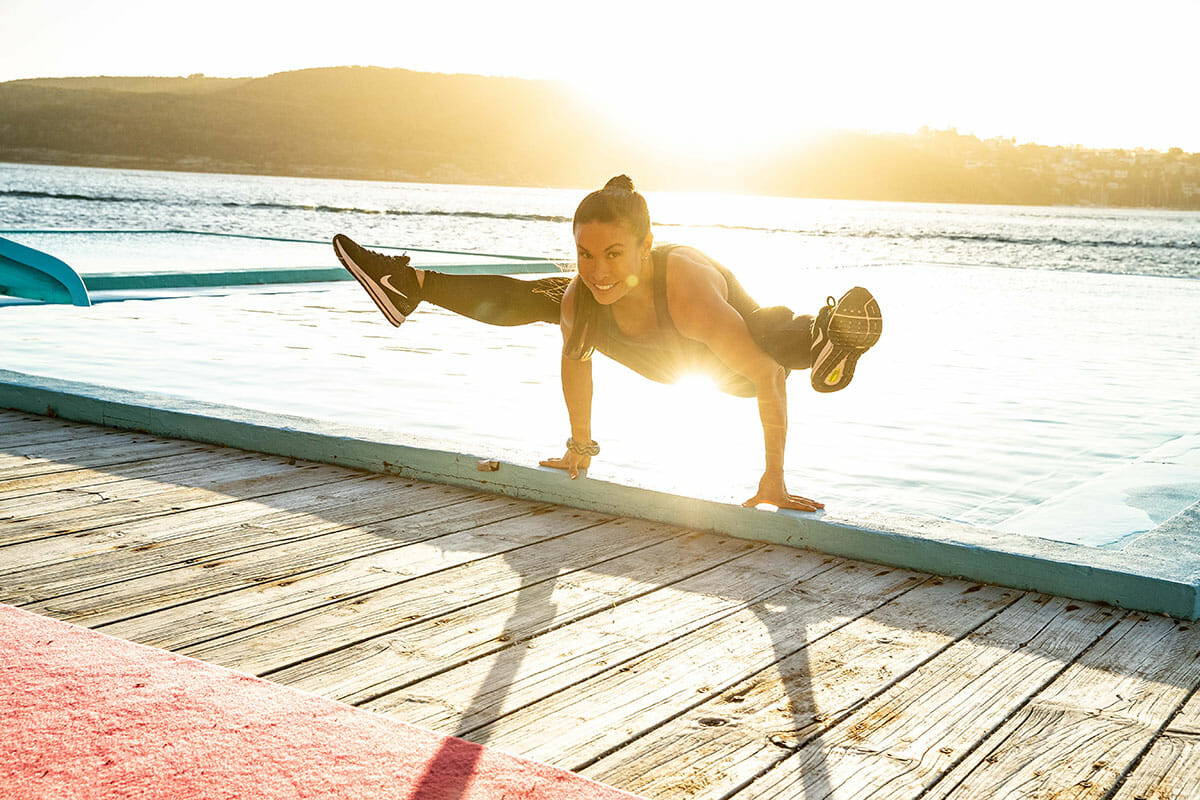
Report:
0,604,642,800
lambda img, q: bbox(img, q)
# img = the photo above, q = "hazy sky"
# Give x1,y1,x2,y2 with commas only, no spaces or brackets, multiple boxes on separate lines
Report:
3,0,1197,153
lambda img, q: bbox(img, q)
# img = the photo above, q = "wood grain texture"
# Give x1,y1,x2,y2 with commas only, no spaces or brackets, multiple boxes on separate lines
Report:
583,577,1019,799
0,448,251,504
1110,688,1200,800
0,475,464,602
0,455,353,543
29,493,540,627
733,595,1122,799
463,562,928,770
364,548,843,735
6,411,1200,800
921,613,1200,800
225,524,754,691
97,503,613,651
0,430,205,479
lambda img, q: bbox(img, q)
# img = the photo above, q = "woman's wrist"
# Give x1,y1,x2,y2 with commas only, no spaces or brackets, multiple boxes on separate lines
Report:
566,437,600,457
760,465,785,482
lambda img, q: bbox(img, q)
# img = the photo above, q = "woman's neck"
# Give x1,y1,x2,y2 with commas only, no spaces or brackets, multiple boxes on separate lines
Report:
609,250,660,334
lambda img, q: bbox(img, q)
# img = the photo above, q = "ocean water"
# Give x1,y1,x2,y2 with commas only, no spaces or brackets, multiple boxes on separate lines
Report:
2,162,1199,547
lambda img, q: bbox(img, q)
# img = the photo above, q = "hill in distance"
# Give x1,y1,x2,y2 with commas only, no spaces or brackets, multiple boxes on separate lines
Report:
0,67,646,189
3,75,253,94
2,66,1197,207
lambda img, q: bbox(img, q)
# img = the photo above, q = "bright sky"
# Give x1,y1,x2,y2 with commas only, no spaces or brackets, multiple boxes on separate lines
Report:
3,0,1198,154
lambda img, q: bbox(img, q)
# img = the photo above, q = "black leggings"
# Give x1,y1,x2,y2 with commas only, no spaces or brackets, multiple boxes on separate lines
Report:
418,270,813,375
420,272,569,326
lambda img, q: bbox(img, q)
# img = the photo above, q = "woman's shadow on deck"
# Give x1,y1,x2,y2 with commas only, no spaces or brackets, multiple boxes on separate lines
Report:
0,419,991,800
0,421,838,799
403,525,844,800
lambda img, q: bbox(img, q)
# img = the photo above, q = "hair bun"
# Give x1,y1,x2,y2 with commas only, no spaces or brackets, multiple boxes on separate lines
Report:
603,174,636,193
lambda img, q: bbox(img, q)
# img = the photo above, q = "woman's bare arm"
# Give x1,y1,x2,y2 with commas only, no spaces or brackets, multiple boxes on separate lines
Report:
667,252,823,511
540,278,594,478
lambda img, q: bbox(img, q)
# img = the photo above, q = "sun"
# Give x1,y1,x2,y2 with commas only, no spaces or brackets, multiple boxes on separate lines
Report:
569,74,808,165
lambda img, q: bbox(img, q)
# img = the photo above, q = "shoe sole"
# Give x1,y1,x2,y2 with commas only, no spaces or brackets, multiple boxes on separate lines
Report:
828,286,882,349
811,287,882,393
333,236,407,327
811,341,860,392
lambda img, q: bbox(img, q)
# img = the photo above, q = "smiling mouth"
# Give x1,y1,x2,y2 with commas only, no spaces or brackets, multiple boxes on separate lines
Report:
593,282,617,291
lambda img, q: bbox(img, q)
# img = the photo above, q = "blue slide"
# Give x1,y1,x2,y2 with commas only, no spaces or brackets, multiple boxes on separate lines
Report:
0,235,91,307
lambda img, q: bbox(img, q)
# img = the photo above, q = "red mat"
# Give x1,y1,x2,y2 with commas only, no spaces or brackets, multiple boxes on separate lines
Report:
0,604,643,800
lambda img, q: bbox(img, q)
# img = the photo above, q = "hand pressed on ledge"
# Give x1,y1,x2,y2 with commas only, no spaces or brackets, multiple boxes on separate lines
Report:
742,471,824,512
539,450,591,480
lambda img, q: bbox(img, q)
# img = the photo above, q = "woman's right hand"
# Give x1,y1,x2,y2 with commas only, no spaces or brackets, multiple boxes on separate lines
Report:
539,450,591,479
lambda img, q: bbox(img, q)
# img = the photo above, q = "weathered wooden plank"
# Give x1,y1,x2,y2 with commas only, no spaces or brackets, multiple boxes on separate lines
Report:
228,524,755,696
0,409,43,423
0,447,247,503
1111,735,1200,800
915,612,1200,800
0,475,476,603
1165,687,1200,735
363,547,845,734
1110,688,1200,800
0,463,368,570
0,410,51,433
0,455,351,542
581,577,1019,799
86,503,606,641
0,427,151,462
0,432,207,480
0,420,110,448
0,409,57,423
728,594,1122,800
0,412,116,443
29,493,544,627
458,561,928,771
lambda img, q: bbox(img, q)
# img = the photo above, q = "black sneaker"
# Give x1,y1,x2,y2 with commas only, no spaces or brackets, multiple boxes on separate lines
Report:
810,286,882,393
332,234,421,326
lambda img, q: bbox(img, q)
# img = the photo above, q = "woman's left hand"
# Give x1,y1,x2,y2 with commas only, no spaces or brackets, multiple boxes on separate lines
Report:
539,450,591,479
742,471,824,512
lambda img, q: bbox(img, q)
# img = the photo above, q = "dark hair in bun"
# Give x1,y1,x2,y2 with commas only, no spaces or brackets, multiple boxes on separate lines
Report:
603,174,636,192
573,174,650,241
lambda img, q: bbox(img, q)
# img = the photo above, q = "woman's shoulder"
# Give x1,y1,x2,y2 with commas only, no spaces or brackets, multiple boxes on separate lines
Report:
661,245,727,297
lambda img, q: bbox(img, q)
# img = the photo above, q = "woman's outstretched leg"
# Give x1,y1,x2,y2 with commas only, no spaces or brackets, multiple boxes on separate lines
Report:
420,271,566,326
333,234,567,327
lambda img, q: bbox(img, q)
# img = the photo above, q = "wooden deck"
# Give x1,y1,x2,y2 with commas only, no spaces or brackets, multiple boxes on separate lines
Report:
3,408,1199,799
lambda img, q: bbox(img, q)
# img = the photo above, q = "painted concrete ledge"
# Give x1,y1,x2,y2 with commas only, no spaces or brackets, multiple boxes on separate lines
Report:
77,261,563,292
2,368,1197,619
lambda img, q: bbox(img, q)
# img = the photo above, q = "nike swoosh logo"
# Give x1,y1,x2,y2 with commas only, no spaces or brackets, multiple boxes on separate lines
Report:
379,274,408,299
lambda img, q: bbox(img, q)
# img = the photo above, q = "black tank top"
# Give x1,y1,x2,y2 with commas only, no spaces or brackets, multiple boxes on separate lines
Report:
583,244,762,397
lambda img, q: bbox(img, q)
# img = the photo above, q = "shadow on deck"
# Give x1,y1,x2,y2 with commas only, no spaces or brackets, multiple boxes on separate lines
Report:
2,409,1200,799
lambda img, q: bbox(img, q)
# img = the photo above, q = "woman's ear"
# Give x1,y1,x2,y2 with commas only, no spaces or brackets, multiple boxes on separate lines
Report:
642,232,654,261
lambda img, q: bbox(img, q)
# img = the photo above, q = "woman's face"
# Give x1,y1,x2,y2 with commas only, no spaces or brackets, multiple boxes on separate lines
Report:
574,220,651,305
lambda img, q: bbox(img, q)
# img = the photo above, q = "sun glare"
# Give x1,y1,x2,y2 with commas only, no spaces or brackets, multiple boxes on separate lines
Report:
571,75,808,163
594,368,761,501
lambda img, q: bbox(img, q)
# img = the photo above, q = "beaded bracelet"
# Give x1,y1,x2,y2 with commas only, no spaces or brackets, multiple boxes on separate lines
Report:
566,437,600,457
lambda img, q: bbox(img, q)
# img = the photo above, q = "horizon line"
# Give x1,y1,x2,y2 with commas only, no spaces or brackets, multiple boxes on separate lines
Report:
3,66,1197,157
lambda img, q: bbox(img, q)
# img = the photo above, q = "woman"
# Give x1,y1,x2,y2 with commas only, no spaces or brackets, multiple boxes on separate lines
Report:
333,176,881,511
